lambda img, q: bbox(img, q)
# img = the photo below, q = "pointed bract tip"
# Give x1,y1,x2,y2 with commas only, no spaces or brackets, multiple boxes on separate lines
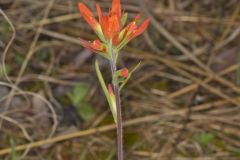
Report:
111,0,121,15
108,84,114,95
78,2,99,32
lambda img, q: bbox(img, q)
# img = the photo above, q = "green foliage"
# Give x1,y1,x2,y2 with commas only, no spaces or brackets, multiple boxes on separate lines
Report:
215,139,227,151
95,60,117,123
68,83,94,121
193,132,215,147
15,54,25,65
68,83,89,106
77,104,94,121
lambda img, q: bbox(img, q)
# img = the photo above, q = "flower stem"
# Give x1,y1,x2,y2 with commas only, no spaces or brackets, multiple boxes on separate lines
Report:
114,85,123,160
109,49,123,160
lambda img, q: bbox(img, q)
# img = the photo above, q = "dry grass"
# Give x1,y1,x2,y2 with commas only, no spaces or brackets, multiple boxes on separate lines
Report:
0,0,240,159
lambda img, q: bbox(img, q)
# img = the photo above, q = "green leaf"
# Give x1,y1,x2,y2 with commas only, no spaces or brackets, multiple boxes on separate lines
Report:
95,60,117,123
68,83,89,106
95,60,109,100
77,103,94,121
193,132,215,147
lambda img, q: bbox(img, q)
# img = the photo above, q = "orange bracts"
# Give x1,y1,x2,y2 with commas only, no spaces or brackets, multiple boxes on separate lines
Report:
78,3,98,32
80,39,106,53
78,0,150,54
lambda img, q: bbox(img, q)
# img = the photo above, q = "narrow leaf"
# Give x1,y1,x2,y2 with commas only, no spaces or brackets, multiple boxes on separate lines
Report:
95,60,117,123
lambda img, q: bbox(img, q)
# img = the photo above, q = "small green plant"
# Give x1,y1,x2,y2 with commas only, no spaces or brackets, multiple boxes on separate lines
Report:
67,83,94,121
193,132,215,148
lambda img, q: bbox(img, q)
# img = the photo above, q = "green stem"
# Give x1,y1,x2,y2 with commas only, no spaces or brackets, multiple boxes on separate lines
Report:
114,85,123,160
109,48,123,160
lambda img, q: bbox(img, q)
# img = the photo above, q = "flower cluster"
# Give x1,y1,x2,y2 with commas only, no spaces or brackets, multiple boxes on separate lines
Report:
78,0,150,55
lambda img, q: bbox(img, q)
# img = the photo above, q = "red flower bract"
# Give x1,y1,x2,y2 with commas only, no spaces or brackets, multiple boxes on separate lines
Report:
96,0,122,39
79,39,106,53
78,3,98,32
108,84,114,95
121,68,128,78
78,0,150,53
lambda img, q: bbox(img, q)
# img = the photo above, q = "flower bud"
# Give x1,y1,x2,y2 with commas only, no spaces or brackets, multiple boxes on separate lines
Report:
121,68,128,78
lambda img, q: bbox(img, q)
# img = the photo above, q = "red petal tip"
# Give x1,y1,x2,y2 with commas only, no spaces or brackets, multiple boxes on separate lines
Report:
108,84,114,95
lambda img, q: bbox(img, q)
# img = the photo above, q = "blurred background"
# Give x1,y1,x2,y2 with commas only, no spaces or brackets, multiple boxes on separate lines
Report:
0,0,240,159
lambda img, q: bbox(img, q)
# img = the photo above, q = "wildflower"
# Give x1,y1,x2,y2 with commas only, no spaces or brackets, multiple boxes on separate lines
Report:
78,0,150,53
79,1,149,158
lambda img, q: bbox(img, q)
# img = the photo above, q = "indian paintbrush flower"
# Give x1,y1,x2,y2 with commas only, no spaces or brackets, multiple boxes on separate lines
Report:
78,0,150,57
78,0,149,133
78,0,149,159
